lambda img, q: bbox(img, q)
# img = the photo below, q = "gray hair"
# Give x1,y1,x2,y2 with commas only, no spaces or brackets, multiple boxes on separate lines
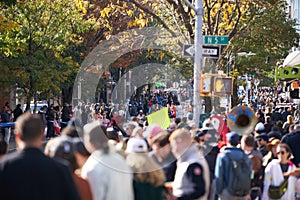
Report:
83,122,109,154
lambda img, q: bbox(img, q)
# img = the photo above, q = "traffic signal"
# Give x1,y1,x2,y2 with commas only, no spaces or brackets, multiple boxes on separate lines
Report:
214,77,233,94
276,66,300,80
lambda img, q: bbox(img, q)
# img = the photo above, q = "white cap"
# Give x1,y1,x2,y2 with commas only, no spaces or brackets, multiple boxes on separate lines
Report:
125,138,148,153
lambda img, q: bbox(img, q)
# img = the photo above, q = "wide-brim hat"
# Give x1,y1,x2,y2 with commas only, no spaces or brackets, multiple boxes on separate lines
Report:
266,138,280,151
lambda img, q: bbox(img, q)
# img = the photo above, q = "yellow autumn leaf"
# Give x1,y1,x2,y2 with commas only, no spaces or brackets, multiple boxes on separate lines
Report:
127,10,134,17
100,7,111,18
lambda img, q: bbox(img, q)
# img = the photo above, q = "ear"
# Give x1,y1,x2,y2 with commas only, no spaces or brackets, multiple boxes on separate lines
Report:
14,131,22,141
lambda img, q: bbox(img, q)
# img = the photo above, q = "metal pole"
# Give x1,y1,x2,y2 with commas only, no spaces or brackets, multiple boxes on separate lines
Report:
182,0,203,126
193,0,203,127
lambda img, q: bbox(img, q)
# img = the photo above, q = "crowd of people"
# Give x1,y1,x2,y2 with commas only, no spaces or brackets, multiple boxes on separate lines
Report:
0,87,300,199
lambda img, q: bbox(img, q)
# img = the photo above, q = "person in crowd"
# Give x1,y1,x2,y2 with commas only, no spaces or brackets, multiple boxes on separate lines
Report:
12,104,23,122
100,112,110,126
149,131,177,182
124,122,137,137
125,138,166,200
0,112,80,200
215,132,252,200
45,136,93,200
0,138,7,158
283,115,294,135
170,128,210,200
144,124,164,146
81,121,134,200
38,106,48,129
241,135,263,199
264,116,273,134
256,133,269,157
46,104,56,138
262,143,297,200
271,108,283,123
61,103,71,131
1,104,12,144
268,126,282,140
281,123,300,167
282,107,291,123
263,138,280,167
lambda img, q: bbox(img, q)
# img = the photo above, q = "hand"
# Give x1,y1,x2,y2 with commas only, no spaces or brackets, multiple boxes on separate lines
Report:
284,168,300,177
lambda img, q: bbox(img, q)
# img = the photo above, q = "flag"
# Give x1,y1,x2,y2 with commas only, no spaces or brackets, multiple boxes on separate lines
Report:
147,107,171,129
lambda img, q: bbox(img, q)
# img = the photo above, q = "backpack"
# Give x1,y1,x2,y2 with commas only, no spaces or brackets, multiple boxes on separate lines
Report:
225,151,252,197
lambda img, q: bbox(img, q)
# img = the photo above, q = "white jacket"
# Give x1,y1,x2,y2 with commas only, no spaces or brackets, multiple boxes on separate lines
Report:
262,159,297,200
81,150,134,200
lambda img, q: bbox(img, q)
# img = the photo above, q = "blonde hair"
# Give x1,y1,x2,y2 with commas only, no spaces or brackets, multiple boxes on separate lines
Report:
126,153,166,187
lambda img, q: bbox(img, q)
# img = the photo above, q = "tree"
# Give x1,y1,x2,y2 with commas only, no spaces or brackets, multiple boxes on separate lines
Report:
0,0,94,109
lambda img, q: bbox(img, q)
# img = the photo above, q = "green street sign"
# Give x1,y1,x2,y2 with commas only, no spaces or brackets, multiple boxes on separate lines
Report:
204,35,229,45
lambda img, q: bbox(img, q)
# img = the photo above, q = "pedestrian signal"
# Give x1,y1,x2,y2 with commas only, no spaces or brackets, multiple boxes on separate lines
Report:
214,77,233,94
200,76,211,94
276,66,300,81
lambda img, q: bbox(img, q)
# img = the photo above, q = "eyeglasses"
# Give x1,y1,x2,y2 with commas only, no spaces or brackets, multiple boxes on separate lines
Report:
276,151,286,155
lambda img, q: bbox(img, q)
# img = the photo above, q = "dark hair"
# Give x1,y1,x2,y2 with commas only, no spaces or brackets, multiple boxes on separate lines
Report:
61,127,80,138
15,112,44,142
242,135,255,148
278,143,293,159
53,140,78,172
73,138,90,157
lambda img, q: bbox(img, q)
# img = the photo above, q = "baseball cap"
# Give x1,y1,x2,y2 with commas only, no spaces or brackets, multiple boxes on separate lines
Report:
125,138,148,153
255,133,269,142
143,124,164,139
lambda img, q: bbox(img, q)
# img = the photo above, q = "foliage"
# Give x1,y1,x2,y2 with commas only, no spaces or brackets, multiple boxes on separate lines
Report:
0,0,95,105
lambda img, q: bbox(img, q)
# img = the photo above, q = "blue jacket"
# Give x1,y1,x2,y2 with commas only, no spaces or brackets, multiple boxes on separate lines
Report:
214,147,252,194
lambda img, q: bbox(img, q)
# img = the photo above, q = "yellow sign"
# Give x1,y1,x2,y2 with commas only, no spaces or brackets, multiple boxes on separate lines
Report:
147,108,171,129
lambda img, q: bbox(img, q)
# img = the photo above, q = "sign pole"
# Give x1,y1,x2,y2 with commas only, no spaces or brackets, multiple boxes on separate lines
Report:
193,0,203,127
182,0,203,127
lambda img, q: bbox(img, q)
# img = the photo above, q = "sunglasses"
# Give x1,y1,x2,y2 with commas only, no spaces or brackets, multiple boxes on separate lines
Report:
276,151,286,155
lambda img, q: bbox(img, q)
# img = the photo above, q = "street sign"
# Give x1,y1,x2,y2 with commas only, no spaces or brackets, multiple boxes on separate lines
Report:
183,45,220,58
183,44,195,57
204,35,229,45
203,46,219,58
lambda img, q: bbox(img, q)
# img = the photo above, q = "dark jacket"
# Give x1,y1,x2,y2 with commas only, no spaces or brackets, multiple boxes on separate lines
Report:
0,148,81,200
281,131,300,166
133,181,164,200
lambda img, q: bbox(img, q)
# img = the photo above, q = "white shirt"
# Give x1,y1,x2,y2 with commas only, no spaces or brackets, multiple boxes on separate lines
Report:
81,150,134,200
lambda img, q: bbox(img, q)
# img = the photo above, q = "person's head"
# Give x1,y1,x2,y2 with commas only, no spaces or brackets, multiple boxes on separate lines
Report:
169,122,177,132
226,132,240,147
241,135,255,153
266,138,281,156
14,112,44,149
131,126,143,138
265,116,271,124
286,115,294,124
83,122,109,154
169,128,192,158
124,123,137,136
255,133,268,147
276,143,293,163
46,137,78,172
151,131,172,159
106,127,119,142
0,139,8,157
